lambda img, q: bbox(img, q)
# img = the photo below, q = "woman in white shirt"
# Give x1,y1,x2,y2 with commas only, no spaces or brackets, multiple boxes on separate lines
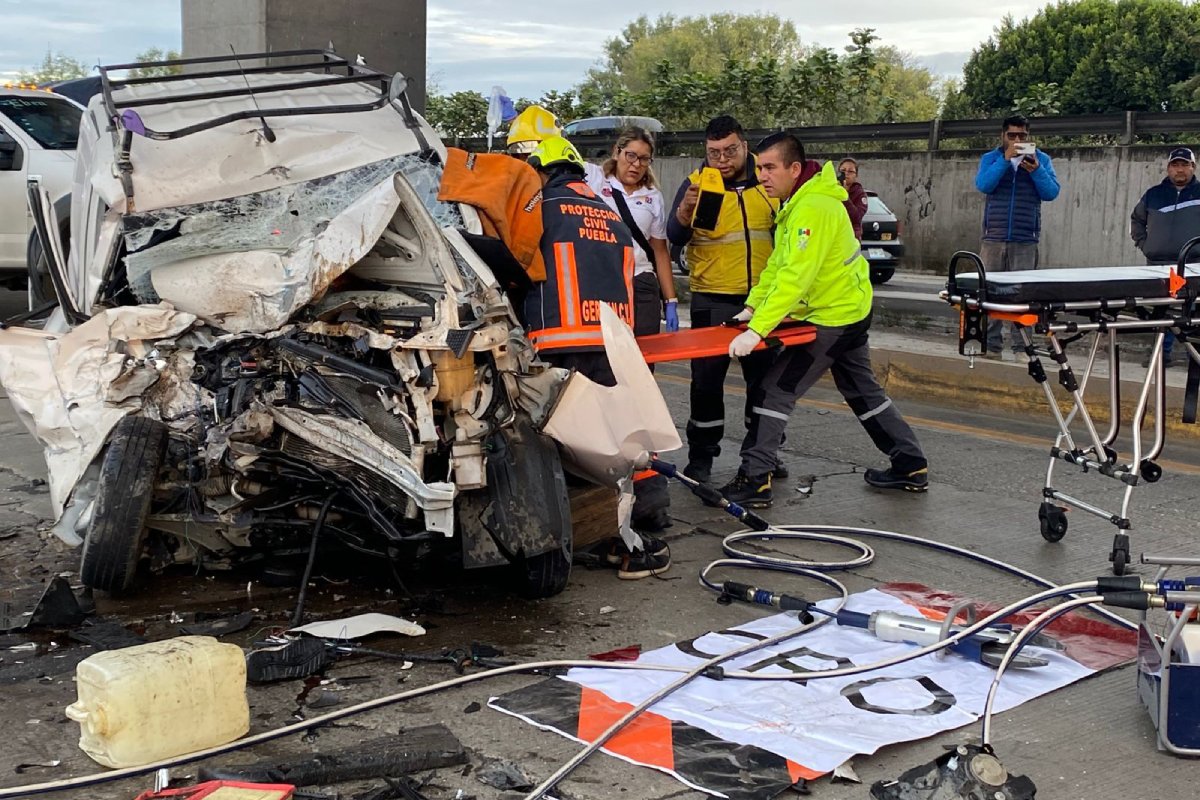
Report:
583,128,679,335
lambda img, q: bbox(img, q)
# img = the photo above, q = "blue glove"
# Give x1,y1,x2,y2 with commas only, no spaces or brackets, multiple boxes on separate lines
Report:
664,299,680,332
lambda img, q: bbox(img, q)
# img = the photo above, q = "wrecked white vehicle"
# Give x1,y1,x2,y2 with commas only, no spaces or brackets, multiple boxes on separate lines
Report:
0,51,679,598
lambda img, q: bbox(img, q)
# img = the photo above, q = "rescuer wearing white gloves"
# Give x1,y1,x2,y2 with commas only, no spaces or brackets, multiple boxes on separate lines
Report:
720,132,928,508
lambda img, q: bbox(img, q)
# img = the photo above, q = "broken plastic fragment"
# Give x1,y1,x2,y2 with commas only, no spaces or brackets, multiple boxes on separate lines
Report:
288,612,425,640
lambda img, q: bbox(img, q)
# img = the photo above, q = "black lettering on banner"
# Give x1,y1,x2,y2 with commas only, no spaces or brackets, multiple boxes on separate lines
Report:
841,676,956,717
744,647,854,686
676,628,768,659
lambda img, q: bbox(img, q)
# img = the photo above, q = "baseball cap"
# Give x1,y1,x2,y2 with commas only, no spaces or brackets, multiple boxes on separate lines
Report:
1168,147,1195,164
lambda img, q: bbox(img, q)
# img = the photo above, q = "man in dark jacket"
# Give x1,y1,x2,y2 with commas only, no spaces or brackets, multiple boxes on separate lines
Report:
838,157,868,240
1130,147,1200,366
975,114,1060,360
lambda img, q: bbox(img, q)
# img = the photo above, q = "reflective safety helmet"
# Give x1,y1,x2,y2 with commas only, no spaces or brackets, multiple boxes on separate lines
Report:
506,105,561,155
527,136,585,173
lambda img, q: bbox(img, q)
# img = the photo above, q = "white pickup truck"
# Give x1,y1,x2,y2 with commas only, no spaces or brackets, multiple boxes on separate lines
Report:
0,85,82,299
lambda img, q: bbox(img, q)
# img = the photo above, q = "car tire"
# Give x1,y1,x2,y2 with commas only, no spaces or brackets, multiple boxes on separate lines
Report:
457,415,573,598
80,417,168,594
518,546,572,600
870,267,895,285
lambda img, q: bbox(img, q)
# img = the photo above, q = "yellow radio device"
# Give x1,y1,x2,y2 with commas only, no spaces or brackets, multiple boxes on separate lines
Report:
691,167,725,231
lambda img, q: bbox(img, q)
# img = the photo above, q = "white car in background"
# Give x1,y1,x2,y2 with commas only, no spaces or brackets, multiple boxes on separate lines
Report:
0,85,82,301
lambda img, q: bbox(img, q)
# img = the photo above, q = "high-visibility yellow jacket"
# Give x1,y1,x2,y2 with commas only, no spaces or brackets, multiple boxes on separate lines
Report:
667,158,778,295
747,161,872,335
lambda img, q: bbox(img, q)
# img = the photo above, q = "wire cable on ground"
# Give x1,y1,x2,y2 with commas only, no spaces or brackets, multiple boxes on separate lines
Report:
2,517,1138,797
521,518,1139,799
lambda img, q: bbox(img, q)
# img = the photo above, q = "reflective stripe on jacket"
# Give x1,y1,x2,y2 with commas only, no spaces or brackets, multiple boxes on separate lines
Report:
746,161,872,334
524,174,635,354
683,166,777,294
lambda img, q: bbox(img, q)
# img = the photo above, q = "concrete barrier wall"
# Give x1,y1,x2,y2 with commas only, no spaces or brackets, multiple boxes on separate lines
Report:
651,147,1180,272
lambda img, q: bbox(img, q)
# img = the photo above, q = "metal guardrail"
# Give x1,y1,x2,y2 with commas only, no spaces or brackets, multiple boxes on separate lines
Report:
452,110,1200,152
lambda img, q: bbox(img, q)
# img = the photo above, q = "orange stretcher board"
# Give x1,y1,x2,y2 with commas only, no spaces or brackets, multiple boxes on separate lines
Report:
636,322,817,364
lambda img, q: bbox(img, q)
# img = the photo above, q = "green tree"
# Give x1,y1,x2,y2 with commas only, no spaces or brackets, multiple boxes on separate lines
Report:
584,13,804,96
424,90,489,138
960,0,1200,115
127,48,183,79
18,49,88,84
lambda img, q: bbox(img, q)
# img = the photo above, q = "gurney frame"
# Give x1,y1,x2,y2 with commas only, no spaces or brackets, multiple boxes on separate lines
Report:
941,245,1200,575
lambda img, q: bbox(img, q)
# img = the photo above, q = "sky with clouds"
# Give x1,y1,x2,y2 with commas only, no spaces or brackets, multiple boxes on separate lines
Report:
0,0,1053,97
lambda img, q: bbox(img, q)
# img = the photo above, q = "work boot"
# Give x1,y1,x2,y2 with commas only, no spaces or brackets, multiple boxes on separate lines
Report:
606,537,671,580
683,459,712,485
863,466,929,493
771,462,789,481
719,472,773,508
603,534,668,564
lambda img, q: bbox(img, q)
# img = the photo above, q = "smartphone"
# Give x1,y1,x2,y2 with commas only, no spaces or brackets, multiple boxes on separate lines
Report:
1015,142,1036,157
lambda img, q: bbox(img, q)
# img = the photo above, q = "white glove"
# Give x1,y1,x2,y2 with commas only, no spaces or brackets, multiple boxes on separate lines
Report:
729,329,762,358
732,307,753,323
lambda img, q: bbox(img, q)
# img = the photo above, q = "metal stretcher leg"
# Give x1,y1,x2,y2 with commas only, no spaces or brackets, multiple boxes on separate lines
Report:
1030,329,1171,574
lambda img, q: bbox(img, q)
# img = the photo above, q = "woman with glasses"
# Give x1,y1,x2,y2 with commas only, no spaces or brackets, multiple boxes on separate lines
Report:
583,127,679,337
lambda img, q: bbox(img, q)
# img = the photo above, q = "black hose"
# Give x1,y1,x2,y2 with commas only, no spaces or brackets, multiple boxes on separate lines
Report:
290,493,336,629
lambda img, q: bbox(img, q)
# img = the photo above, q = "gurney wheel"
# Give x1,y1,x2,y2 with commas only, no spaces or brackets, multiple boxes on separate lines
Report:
1109,533,1130,576
1037,502,1068,543
1139,461,1162,483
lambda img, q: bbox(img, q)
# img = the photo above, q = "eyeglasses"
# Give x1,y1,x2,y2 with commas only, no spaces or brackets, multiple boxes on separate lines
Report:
706,143,743,163
620,149,653,167
1004,131,1030,140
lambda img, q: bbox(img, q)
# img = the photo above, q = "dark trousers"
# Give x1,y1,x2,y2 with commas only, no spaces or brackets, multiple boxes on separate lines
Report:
739,313,926,477
686,292,773,462
633,272,662,337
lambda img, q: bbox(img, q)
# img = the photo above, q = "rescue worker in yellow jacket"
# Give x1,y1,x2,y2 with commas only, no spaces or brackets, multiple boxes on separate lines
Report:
666,116,780,486
525,136,671,578
720,132,928,508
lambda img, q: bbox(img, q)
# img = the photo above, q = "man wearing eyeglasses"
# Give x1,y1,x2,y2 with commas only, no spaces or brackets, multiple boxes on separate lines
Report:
975,114,1060,361
666,115,780,486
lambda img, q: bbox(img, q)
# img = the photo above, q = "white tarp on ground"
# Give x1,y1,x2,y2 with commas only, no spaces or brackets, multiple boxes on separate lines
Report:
493,588,1130,783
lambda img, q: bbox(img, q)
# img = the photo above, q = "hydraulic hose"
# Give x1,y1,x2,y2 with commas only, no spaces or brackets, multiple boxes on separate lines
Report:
5,467,1139,798
980,595,1101,745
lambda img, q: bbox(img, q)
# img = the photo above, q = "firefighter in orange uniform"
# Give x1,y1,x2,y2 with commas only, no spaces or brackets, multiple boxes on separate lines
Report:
525,136,671,579
524,136,636,384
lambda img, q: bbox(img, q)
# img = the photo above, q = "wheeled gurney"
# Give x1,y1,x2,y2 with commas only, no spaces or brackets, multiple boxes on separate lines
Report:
941,242,1200,574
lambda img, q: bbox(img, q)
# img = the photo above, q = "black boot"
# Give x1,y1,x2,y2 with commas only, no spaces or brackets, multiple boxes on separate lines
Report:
719,472,773,508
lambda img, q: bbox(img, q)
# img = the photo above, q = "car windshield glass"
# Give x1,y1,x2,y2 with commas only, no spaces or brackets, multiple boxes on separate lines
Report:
866,195,892,216
0,95,80,150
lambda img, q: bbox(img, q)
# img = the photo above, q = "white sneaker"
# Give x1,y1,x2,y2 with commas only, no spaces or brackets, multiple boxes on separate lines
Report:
1001,350,1017,362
